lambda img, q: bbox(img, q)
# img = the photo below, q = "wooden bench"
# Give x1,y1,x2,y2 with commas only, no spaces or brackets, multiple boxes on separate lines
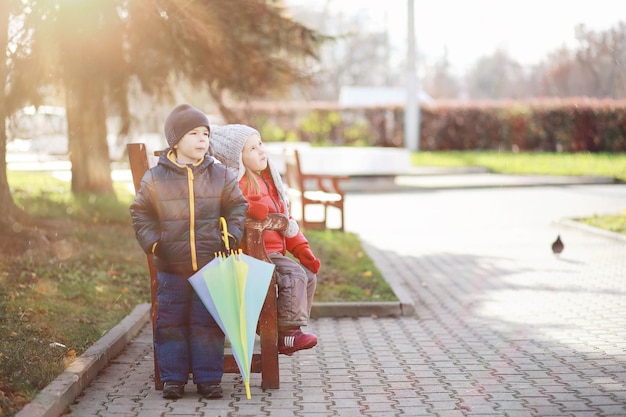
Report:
127,143,286,391
283,149,348,232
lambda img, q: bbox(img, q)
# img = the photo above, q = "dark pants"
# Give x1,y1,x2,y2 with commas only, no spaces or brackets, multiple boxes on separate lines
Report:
155,271,225,384
269,253,317,328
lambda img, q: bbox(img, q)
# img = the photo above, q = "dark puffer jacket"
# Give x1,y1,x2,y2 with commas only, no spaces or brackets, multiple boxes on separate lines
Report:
130,150,248,275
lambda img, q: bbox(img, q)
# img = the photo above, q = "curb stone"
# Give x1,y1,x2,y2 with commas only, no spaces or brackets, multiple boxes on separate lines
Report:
310,248,415,319
556,218,626,242
310,301,412,318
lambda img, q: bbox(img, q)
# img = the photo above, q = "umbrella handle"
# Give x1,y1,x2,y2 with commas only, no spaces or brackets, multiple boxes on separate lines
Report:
220,217,229,251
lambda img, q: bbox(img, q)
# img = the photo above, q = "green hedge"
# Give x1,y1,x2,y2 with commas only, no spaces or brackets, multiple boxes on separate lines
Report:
415,99,626,152
231,99,626,152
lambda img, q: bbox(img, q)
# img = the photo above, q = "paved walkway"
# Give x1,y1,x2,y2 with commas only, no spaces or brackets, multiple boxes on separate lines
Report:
18,178,626,417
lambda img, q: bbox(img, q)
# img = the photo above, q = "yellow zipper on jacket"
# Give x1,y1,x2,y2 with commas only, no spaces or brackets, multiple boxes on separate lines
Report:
187,166,197,271
168,151,201,271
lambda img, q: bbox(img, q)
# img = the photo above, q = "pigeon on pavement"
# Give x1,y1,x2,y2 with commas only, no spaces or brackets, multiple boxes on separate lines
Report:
551,235,564,256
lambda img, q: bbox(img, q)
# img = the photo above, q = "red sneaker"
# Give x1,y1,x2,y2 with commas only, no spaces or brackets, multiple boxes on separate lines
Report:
278,328,317,355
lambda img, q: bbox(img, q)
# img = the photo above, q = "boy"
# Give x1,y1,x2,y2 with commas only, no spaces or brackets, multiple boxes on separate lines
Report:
130,104,248,399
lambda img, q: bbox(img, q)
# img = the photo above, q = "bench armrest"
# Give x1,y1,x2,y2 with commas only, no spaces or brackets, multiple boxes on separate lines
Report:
301,173,349,195
244,213,288,261
245,213,289,232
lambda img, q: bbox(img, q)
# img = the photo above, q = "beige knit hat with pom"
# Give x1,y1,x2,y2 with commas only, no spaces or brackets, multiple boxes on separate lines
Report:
209,124,299,238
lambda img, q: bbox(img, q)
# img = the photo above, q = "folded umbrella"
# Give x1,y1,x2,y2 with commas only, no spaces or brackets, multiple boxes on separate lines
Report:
189,217,275,399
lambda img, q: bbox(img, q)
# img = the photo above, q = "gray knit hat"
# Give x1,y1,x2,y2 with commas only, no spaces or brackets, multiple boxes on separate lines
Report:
210,124,300,238
164,104,210,148
209,124,254,182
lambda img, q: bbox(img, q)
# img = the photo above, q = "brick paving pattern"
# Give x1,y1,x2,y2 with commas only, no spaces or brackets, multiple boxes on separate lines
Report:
65,184,626,417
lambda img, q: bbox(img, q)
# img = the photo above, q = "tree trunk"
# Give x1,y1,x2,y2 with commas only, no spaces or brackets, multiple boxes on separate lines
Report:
0,0,40,247
65,74,115,195
0,1,21,225
0,0,11,218
0,104,22,232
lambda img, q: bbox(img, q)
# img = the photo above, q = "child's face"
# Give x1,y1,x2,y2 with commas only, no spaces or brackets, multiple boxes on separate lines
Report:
241,134,268,173
174,126,209,164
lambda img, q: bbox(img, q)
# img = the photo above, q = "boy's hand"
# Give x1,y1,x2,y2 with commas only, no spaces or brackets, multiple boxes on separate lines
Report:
292,243,321,274
247,195,269,221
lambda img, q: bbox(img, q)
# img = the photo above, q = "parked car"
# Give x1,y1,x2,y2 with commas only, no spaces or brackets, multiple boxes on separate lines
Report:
7,105,128,160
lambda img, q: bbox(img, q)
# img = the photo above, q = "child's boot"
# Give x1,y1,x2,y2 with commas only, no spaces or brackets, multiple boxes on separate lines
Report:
162,382,185,399
278,327,317,355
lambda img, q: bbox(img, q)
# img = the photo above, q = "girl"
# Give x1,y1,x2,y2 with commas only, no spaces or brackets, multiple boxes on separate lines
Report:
209,124,319,355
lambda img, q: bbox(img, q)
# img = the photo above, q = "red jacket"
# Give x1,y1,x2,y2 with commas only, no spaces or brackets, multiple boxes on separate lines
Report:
239,169,308,255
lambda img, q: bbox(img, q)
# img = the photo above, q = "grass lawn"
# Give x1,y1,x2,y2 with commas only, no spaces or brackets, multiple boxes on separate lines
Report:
411,151,626,182
575,209,626,235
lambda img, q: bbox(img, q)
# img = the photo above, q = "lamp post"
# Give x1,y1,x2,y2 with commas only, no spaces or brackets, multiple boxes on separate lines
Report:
405,0,420,151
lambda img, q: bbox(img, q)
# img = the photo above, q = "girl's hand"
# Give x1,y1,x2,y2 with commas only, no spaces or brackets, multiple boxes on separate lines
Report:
247,195,269,220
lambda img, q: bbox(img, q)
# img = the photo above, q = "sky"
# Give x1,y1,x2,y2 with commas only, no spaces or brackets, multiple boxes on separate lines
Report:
288,0,623,74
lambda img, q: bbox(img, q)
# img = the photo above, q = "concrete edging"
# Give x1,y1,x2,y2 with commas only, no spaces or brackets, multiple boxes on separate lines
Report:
311,241,416,319
557,218,626,242
16,304,151,417
311,300,414,319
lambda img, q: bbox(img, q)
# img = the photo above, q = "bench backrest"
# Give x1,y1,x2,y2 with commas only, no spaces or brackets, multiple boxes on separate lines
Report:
282,148,347,231
283,149,305,195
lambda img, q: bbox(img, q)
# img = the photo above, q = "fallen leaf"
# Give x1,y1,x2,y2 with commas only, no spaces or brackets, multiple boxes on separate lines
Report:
63,350,77,368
